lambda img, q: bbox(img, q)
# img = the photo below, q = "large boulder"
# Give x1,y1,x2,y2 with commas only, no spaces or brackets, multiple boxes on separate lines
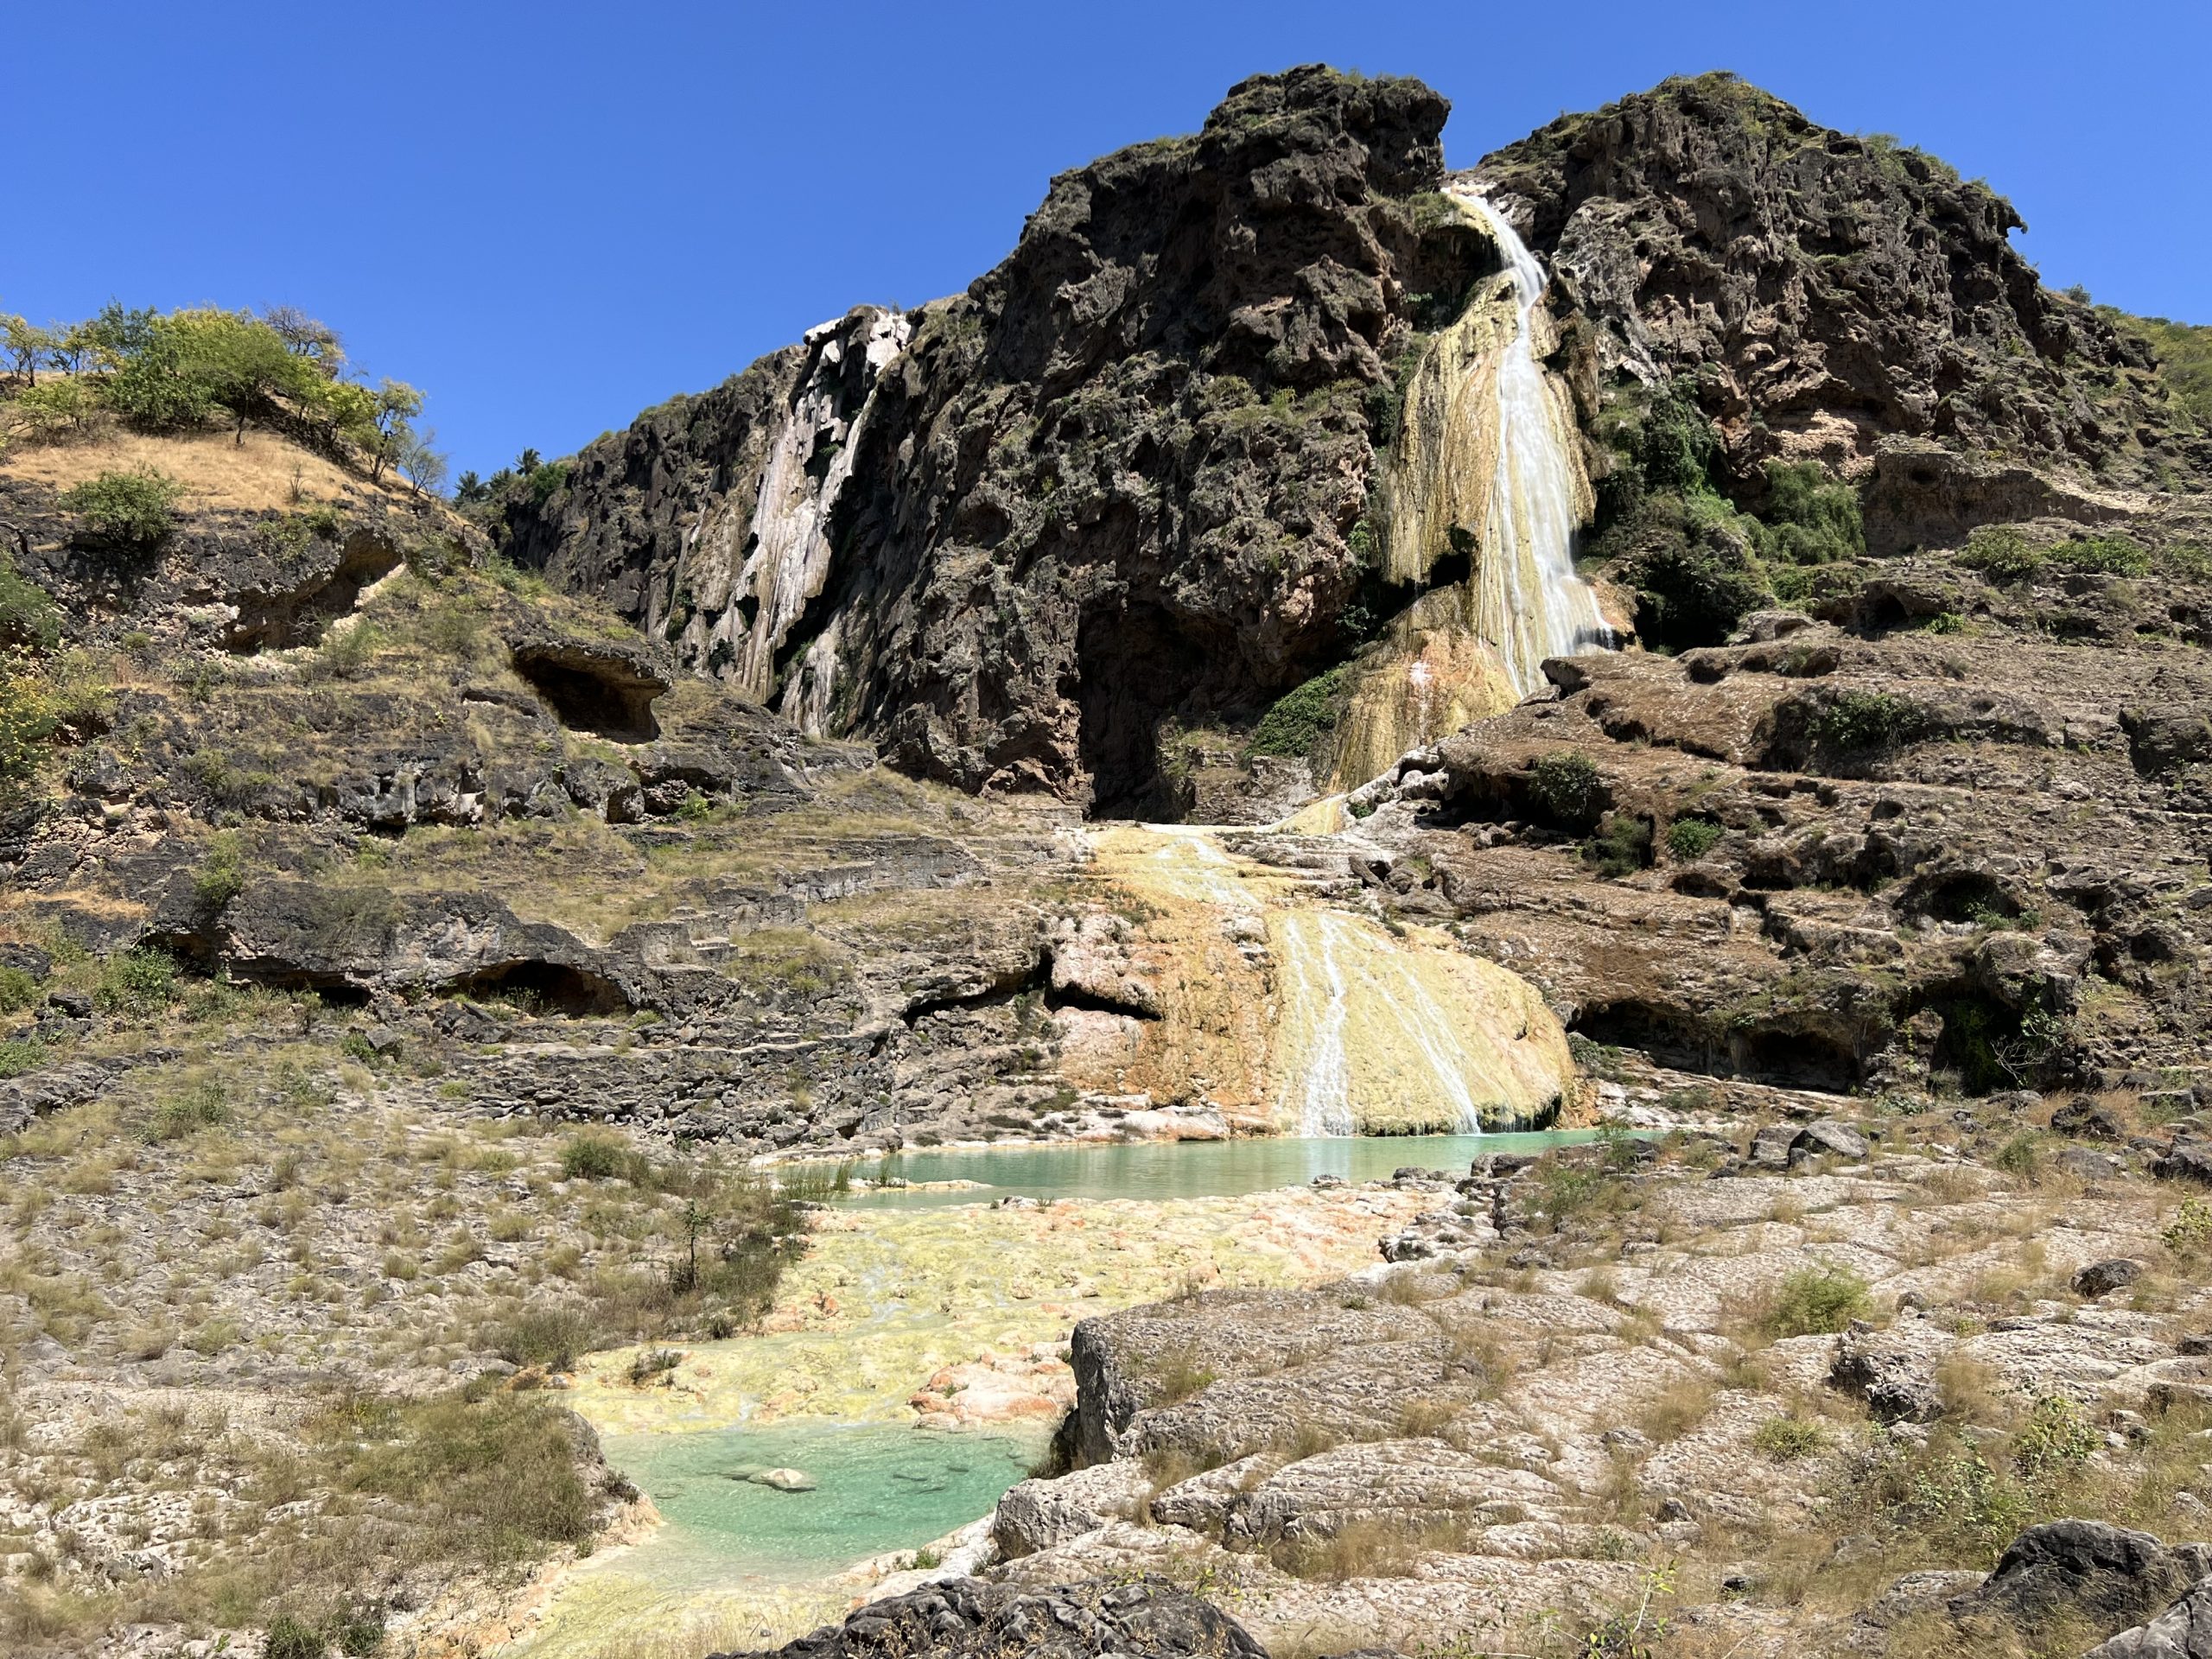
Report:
1953,1522,2212,1630
712,1575,1267,1658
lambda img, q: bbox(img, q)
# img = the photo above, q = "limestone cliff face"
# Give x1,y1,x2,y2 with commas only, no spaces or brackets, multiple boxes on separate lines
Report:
502,67,2210,819
501,67,1494,815
1472,73,2207,496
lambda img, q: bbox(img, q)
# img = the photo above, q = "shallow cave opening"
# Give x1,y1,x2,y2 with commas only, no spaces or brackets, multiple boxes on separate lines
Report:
1912,870,2020,925
1574,1000,1861,1091
511,646,665,742
1075,600,1215,821
445,960,634,1018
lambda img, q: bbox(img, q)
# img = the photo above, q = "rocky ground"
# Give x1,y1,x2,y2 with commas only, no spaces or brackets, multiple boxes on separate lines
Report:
747,1094,2212,1658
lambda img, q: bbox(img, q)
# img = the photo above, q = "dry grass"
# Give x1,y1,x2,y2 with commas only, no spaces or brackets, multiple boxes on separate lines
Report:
1,427,415,516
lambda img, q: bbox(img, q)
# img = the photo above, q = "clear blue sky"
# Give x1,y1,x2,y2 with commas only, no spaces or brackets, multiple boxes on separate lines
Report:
9,1,2208,483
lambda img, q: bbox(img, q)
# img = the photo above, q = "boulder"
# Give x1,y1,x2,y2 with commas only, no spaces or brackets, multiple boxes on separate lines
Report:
2087,1577,2212,1658
992,1461,1149,1559
711,1574,1266,1658
2053,1096,2131,1141
2074,1259,2143,1300
2156,1141,2212,1185
1833,1316,1952,1422
1790,1119,1872,1164
747,1467,817,1492
1953,1522,2212,1630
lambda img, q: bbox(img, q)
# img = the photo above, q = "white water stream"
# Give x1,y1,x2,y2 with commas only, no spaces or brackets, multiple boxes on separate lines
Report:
1455,190,1612,696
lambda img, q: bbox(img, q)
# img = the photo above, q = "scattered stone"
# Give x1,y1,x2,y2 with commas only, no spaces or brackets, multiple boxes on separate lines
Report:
1790,1119,1872,1165
2156,1141,2212,1185
2075,1259,2144,1299
2054,1096,2132,1141
747,1467,817,1492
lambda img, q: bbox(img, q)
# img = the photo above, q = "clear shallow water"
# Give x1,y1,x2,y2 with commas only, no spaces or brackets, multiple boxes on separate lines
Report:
825,1128,1613,1209
604,1422,1042,1582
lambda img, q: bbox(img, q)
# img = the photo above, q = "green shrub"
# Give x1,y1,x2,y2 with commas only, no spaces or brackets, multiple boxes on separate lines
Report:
1753,461,1864,566
1992,1131,2044,1177
1666,817,1723,860
193,831,246,911
559,1128,645,1183
1604,496,1772,651
93,947,177,1014
2049,534,2152,576
1762,1263,1872,1337
2012,1395,2097,1474
1584,812,1652,878
496,1302,601,1371
0,550,59,651
1959,525,2044,583
1249,664,1349,760
1812,690,1927,754
144,1080,228,1142
261,1614,327,1659
0,964,37,1011
1528,750,1603,829
527,461,570,504
60,467,182,550
3,378,105,442
0,1039,45,1079
1751,1414,1825,1461
336,1393,594,1564
2163,1197,2212,1257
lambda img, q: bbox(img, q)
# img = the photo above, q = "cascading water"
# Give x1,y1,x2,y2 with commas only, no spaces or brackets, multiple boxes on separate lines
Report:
1454,189,1612,696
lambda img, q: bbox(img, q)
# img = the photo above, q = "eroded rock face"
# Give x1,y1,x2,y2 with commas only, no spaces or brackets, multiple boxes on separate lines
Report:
1475,73,2202,491
500,66,1491,813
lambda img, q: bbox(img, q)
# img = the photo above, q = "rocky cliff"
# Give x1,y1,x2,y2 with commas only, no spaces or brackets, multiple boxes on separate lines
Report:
497,69,2209,821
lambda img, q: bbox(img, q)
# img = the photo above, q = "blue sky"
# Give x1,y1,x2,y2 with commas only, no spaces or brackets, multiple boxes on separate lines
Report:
8,1,2208,482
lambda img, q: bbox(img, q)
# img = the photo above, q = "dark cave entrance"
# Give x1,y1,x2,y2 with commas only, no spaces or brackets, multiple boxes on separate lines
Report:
1075,600,1214,820
445,959,634,1017
510,645,667,743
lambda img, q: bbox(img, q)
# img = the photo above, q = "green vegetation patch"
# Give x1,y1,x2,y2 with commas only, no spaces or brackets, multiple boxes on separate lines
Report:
60,467,182,550
1248,664,1350,759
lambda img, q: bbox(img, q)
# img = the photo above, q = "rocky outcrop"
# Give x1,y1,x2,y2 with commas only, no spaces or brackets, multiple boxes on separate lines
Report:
715,1576,1266,1659
1954,1522,2212,1631
499,67,1494,814
1475,73,2203,490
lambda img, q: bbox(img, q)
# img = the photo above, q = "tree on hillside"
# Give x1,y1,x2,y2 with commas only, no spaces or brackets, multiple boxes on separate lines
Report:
262,306,346,378
2,315,55,386
359,380,423,484
170,310,326,445
397,426,449,499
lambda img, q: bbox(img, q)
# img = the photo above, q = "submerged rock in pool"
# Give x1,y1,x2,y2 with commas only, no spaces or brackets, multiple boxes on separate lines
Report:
747,1466,818,1491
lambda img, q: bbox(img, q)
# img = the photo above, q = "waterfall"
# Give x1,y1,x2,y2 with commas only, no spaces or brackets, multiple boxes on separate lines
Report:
1455,190,1611,697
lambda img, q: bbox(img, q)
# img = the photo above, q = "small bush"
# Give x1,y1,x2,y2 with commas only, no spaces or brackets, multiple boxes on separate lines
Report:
193,831,246,911
0,550,59,651
93,947,176,1015
0,964,38,1011
1248,664,1349,760
1666,817,1723,860
1528,750,1603,829
1754,460,1864,566
1813,690,1927,754
2163,1197,2212,1257
1584,813,1653,878
2049,534,2152,576
1763,1263,1872,1337
0,1039,46,1079
262,1614,327,1659
2012,1395,2097,1474
627,1347,683,1385
1751,1414,1825,1461
143,1080,228,1142
59,467,182,550
1960,525,2044,583
558,1128,646,1183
